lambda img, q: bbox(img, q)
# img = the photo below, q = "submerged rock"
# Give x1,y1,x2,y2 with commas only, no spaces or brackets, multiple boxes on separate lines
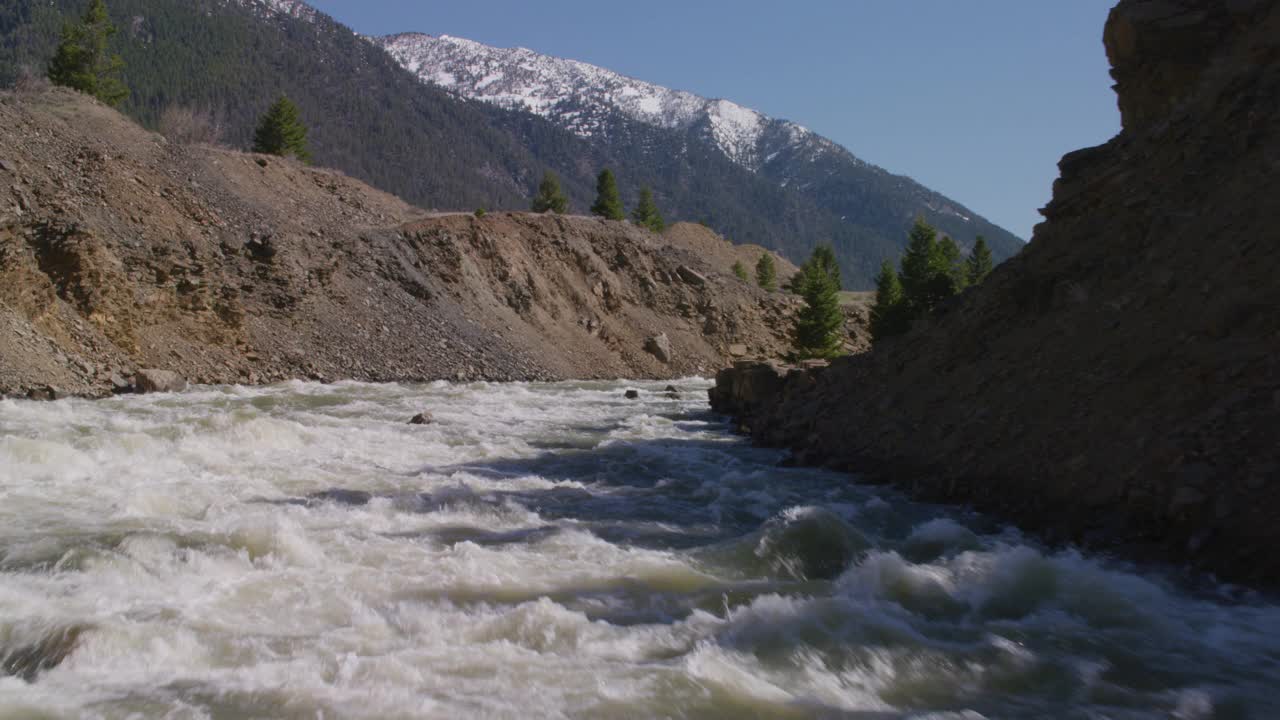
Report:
409,412,434,425
308,488,373,506
1,625,85,682
624,389,640,399
754,506,870,580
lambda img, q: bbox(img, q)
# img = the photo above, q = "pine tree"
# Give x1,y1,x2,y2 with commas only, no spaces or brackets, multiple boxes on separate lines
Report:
590,168,625,220
899,216,956,315
899,216,937,309
732,260,749,282
630,186,665,232
252,96,310,161
531,170,568,214
792,258,845,359
966,235,994,286
938,235,967,292
755,253,777,291
810,244,842,290
869,260,910,342
46,0,128,107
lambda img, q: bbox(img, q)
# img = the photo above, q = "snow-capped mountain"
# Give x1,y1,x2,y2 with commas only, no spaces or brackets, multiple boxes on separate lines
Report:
376,33,1020,257
377,33,838,173
210,1,1026,285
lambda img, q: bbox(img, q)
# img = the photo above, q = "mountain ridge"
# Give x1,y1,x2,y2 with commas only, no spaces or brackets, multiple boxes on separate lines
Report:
377,31,1025,272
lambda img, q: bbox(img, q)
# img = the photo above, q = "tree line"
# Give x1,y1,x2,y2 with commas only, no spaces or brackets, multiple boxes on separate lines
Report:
870,217,992,342
531,168,665,232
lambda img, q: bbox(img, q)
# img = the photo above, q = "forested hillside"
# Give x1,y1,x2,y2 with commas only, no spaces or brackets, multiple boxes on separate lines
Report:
0,0,555,210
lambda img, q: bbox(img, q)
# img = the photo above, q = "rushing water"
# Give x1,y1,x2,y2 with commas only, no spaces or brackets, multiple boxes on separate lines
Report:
1,380,1278,719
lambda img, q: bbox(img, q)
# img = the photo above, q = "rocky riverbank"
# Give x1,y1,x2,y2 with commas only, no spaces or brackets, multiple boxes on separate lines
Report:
0,87,801,398
711,0,1280,589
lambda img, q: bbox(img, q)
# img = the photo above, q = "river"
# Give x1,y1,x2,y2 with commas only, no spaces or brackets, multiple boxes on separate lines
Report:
1,380,1277,719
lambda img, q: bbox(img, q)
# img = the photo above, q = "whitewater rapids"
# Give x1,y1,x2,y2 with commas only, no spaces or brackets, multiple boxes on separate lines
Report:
1,379,1277,719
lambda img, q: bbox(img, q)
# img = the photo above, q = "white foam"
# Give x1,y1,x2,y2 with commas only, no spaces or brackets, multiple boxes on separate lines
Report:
1,380,1278,717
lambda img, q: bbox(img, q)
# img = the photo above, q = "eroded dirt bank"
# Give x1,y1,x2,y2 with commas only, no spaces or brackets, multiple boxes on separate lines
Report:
0,88,800,397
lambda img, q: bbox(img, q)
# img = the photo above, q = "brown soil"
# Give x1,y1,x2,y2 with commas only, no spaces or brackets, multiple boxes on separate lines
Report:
661,222,799,282
0,87,802,397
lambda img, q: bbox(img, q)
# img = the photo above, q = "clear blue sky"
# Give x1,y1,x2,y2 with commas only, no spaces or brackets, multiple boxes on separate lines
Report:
308,0,1120,240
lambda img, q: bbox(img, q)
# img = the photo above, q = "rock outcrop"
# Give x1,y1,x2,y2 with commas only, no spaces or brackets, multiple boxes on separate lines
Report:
0,87,802,397
133,369,187,394
711,0,1280,588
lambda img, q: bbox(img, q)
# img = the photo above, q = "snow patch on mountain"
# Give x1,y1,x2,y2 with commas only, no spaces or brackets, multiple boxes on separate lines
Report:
236,0,319,22
377,32,821,170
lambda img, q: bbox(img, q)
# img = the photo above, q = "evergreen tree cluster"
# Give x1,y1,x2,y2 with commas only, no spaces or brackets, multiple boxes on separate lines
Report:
531,171,569,213
755,254,777,291
252,95,309,161
791,245,845,360
869,218,995,343
45,0,127,106
630,186,664,232
532,167,666,232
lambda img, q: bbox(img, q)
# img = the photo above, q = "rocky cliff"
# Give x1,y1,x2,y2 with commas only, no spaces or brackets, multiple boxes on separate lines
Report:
0,87,800,397
711,0,1280,587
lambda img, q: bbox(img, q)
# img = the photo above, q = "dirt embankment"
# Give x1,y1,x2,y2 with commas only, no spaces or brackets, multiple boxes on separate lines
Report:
0,87,801,397
661,222,799,282
711,0,1280,588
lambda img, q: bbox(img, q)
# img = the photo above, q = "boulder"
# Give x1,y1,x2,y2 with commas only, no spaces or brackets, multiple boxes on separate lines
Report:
26,385,61,401
109,372,133,394
624,389,640,399
134,369,188,394
676,265,707,286
644,333,673,364
245,231,276,260
408,412,434,425
728,343,749,357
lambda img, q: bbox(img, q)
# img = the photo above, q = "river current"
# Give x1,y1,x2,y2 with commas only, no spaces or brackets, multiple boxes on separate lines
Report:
1,379,1277,719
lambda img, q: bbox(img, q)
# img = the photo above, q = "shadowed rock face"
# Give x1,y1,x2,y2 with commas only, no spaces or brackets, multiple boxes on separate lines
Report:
711,0,1280,588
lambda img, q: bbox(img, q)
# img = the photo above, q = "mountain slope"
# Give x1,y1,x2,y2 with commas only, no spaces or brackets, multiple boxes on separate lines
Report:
378,33,1025,282
0,86,802,396
0,0,574,211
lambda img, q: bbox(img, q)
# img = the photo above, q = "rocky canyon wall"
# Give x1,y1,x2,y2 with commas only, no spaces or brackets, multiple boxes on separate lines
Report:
711,0,1280,588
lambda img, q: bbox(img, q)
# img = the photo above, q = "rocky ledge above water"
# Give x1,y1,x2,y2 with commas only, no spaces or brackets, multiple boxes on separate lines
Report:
711,0,1280,590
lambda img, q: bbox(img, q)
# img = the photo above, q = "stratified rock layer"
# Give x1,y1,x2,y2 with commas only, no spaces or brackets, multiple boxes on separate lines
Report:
711,0,1280,588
